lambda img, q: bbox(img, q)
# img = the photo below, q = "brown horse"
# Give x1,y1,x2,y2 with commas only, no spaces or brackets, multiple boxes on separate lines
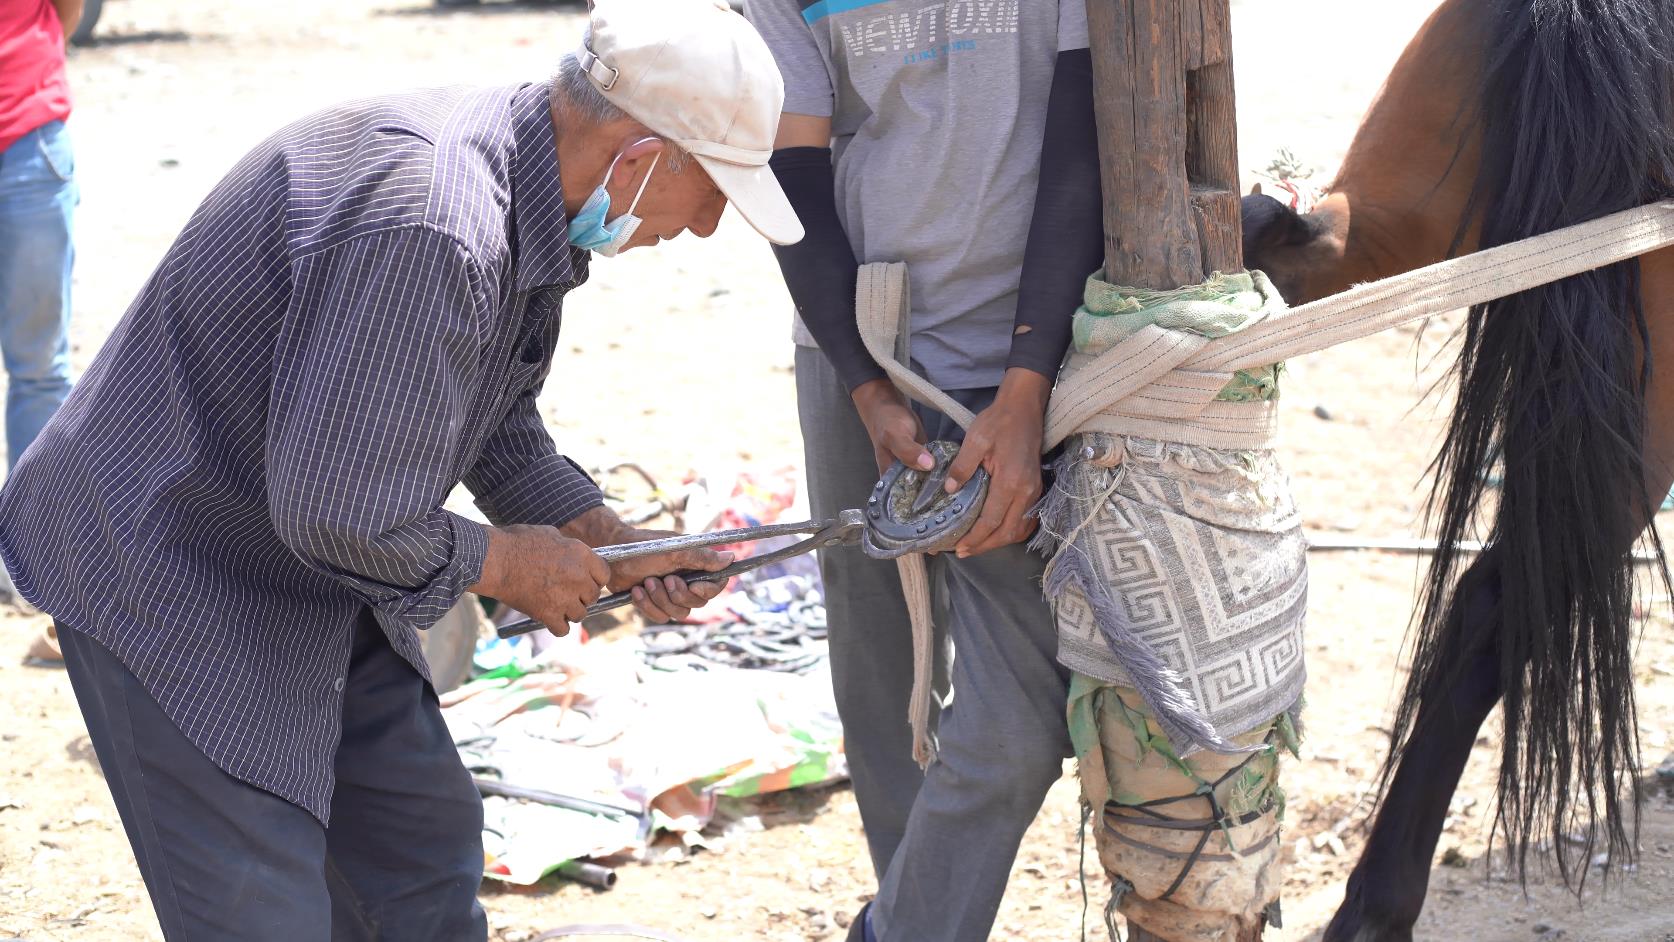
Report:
1242,0,1674,938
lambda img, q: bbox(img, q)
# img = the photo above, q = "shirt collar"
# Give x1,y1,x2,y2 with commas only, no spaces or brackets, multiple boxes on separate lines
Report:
509,82,590,293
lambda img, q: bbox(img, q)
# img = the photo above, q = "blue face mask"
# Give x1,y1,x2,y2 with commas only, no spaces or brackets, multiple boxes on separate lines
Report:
567,142,660,257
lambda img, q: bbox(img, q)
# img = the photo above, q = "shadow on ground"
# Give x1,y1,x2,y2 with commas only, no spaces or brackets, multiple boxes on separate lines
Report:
73,29,196,48
378,0,586,18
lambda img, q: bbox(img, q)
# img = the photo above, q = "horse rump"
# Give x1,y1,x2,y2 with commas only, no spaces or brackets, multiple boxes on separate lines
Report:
1391,0,1674,886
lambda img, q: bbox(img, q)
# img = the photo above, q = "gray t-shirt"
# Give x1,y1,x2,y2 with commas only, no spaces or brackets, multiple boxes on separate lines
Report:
747,0,1089,391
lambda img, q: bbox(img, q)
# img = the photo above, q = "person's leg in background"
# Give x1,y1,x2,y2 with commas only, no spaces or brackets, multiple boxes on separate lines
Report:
795,343,950,879
0,119,76,469
322,615,488,941
869,387,1074,942
1,119,77,655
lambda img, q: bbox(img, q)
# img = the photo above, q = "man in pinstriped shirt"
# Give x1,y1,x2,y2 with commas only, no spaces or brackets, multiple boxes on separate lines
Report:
0,2,802,938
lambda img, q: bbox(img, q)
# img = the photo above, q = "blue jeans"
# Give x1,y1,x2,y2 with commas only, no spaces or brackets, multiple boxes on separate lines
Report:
0,120,76,470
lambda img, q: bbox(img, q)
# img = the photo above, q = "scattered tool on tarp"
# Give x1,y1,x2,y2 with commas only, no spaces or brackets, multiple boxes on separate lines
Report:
498,446,989,639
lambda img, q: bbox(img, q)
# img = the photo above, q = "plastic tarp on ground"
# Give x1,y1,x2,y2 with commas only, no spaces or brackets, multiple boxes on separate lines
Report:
444,466,847,885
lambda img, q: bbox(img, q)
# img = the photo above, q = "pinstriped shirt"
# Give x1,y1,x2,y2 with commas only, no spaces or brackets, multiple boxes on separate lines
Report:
0,82,603,822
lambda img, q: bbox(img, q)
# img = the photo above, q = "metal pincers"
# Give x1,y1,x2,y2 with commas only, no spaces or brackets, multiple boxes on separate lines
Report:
497,510,867,639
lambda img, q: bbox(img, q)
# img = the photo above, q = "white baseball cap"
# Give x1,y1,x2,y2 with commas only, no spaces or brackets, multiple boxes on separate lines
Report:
578,0,804,245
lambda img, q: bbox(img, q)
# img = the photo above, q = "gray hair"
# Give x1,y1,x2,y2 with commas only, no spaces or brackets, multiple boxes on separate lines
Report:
553,53,691,173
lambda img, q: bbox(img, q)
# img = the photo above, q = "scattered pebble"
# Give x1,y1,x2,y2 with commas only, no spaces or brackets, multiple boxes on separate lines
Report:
1313,404,1334,421
1440,846,1470,868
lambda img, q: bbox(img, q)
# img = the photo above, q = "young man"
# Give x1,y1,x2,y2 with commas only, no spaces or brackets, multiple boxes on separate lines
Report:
0,1,801,938
746,1,1106,938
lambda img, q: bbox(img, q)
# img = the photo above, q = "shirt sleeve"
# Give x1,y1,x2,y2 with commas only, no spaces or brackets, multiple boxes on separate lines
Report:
1058,0,1090,51
744,0,836,118
769,147,884,392
265,225,491,629
463,312,605,528
1009,49,1104,377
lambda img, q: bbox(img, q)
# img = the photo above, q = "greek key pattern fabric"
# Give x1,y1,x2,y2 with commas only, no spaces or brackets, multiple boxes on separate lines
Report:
1054,436,1307,742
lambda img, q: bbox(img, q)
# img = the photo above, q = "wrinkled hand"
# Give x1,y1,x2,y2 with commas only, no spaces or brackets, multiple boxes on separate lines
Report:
473,524,612,636
852,378,932,477
605,527,733,623
943,368,1052,557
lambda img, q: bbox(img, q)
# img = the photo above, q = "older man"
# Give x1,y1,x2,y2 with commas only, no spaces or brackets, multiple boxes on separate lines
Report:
0,1,799,938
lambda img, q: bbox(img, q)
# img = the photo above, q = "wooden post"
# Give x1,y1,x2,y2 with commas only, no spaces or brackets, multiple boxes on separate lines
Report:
1082,1,1250,939
1085,0,1243,289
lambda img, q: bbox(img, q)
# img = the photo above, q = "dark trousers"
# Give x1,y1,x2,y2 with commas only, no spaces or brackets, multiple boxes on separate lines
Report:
57,616,487,941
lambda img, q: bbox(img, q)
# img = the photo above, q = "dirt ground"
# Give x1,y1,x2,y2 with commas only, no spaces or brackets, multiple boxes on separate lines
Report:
3,0,1674,940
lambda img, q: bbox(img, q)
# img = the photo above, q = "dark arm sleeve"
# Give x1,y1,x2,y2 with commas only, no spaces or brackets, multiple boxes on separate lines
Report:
1008,48,1104,378
768,146,887,392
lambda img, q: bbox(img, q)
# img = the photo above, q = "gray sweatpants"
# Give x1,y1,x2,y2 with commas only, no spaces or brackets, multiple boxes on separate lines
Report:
795,346,1073,942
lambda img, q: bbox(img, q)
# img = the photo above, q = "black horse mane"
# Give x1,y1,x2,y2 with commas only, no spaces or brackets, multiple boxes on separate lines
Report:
1389,0,1674,884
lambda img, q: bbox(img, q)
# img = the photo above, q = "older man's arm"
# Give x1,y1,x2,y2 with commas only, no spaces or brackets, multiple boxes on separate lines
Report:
266,226,609,629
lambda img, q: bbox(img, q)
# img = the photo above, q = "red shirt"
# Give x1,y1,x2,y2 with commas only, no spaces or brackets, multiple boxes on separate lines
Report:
0,0,72,155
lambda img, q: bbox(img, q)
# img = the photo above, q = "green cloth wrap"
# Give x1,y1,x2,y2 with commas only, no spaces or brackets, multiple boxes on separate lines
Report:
1072,269,1286,403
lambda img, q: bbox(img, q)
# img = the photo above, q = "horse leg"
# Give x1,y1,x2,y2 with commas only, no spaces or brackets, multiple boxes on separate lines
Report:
1323,557,1503,942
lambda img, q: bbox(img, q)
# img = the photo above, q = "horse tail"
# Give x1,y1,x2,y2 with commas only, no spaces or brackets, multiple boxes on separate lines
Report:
1389,0,1674,884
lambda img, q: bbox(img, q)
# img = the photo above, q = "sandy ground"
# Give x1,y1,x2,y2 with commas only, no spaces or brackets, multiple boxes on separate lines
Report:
3,0,1674,940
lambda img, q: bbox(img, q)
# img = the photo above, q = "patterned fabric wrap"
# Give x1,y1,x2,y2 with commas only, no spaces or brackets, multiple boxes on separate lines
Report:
1036,431,1307,755
1035,268,1305,756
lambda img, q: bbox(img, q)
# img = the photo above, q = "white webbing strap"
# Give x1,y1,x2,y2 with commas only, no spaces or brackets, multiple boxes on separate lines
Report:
1200,199,1674,374
855,263,959,768
857,264,976,428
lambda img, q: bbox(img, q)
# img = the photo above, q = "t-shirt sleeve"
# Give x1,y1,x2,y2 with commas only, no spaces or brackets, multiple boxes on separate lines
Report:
1058,0,1090,51
744,0,836,118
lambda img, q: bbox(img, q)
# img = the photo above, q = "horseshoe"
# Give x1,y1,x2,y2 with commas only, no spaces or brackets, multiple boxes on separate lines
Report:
496,443,989,638
862,440,990,560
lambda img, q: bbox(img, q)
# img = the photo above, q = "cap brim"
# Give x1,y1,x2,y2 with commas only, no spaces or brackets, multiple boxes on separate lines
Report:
695,155,804,246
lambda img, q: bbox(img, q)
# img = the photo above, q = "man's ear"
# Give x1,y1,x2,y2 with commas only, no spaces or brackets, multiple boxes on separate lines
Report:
607,136,666,193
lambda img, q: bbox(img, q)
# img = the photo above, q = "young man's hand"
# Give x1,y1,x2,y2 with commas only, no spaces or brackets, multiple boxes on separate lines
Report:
942,368,1051,557
851,378,932,477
